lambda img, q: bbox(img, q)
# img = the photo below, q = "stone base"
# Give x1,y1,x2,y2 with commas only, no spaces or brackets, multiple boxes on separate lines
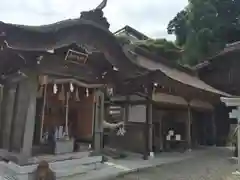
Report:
0,154,103,180
55,139,74,154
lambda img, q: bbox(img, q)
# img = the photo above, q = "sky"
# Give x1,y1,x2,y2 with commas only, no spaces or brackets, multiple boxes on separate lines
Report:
0,0,188,40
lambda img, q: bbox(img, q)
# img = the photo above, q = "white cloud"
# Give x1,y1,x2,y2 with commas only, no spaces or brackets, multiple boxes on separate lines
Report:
0,0,188,40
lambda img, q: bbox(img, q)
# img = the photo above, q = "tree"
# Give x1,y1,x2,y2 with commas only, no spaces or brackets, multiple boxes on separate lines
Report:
168,0,240,65
167,10,188,46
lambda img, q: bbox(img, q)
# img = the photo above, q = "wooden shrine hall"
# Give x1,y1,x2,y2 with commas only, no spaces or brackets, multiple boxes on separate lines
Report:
0,0,147,168
0,3,234,176
105,43,231,159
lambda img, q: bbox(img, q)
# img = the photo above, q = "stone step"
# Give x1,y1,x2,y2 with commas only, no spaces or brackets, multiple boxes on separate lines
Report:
0,156,103,180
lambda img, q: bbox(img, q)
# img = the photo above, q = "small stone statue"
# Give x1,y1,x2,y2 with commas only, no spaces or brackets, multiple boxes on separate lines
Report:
34,161,56,180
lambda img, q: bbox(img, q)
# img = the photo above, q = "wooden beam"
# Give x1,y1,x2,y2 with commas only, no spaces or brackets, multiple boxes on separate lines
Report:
47,77,103,88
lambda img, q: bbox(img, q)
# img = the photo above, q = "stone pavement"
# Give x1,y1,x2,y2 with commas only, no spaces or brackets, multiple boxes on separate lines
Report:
62,147,221,180
114,147,240,180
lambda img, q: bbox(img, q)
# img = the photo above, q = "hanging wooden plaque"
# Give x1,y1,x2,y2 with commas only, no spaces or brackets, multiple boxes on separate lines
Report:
65,49,88,65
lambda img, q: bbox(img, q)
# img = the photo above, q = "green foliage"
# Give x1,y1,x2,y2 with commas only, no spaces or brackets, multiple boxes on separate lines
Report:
116,35,182,63
168,0,240,65
136,39,182,62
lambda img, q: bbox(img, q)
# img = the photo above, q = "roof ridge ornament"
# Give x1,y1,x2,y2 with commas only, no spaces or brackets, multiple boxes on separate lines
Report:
96,0,108,10
80,0,110,29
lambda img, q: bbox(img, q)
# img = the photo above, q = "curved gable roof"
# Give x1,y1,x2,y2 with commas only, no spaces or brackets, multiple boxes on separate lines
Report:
0,9,146,79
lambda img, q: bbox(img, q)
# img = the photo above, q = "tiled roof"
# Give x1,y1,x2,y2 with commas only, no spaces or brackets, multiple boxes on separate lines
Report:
129,49,231,97
194,41,240,70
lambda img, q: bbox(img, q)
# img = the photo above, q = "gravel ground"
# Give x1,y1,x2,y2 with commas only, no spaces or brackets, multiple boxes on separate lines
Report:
113,148,240,180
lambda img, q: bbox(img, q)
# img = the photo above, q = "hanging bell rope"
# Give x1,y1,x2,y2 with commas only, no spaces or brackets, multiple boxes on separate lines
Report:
37,85,44,98
38,75,48,98
58,84,65,101
65,91,70,139
75,87,80,101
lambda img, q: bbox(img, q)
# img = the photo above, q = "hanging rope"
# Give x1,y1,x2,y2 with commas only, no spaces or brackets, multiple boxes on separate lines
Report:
40,84,48,143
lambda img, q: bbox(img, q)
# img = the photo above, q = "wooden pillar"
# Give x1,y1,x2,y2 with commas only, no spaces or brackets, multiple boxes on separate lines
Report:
211,112,216,145
124,96,130,123
203,113,207,145
0,83,17,150
92,89,104,153
238,118,240,169
10,76,38,153
10,80,30,152
21,74,38,157
144,85,153,160
186,105,192,149
144,102,149,160
159,115,163,151
148,103,153,154
99,90,104,150
0,86,4,133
